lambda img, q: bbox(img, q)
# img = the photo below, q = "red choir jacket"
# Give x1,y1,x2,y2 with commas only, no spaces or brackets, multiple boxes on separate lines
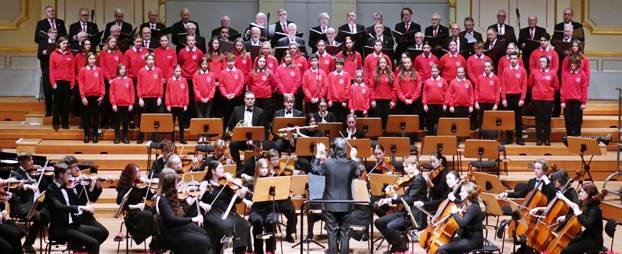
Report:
325,71,351,103
529,47,559,73
301,68,328,102
414,53,439,81
49,49,75,87
254,54,278,73
348,83,371,111
561,55,591,83
74,51,88,74
218,67,245,98
292,54,309,73
466,54,491,82
336,51,362,80
275,64,301,95
475,72,501,105
561,69,589,105
206,52,225,79
439,53,466,81
136,66,165,99
394,71,422,103
178,46,204,79
370,72,396,102
247,70,278,98
317,52,335,74
364,52,392,84
528,68,559,101
109,76,135,107
153,46,177,79
123,46,149,78
78,65,105,97
497,55,524,76
234,52,253,81
448,78,474,107
501,65,528,101
422,76,448,106
98,49,123,81
165,77,189,108
192,69,217,102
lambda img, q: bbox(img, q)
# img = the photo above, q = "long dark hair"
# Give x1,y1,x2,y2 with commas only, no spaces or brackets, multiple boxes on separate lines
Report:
203,160,221,182
581,182,604,207
118,163,139,189
160,173,183,216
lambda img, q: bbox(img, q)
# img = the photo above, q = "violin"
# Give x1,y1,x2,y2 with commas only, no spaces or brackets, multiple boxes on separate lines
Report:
218,173,253,195
274,158,295,176
134,177,159,192
177,182,201,200
386,171,418,196
374,158,396,175
27,166,54,177
426,165,445,189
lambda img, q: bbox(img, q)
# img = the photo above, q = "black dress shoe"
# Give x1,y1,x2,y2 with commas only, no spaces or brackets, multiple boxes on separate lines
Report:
285,234,295,243
23,244,36,254
122,136,130,144
114,136,120,144
536,139,543,146
92,135,98,143
544,139,551,146
62,124,70,129
136,138,143,144
53,124,59,131
516,139,525,146
83,135,90,143
179,138,187,144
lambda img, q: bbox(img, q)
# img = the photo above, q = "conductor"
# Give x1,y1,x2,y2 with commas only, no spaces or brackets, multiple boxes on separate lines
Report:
311,138,361,254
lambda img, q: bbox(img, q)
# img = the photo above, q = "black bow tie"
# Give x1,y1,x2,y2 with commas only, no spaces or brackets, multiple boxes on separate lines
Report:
246,108,253,112
286,111,292,114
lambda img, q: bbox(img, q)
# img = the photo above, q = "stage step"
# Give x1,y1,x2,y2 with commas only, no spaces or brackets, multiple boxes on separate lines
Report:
522,115,619,128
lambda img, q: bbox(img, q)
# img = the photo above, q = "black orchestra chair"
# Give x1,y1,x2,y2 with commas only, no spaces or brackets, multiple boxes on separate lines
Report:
114,211,147,254
592,218,618,254
467,238,501,254
43,226,71,254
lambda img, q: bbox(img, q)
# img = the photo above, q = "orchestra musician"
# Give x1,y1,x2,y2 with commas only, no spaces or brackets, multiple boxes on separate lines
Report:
267,151,298,242
46,163,106,254
311,138,361,254
422,153,451,212
0,186,24,254
115,163,155,249
312,99,337,123
448,66,474,118
149,140,175,179
529,169,579,219
349,70,371,117
498,159,556,208
436,181,486,254
155,172,210,253
248,158,281,253
343,113,366,139
197,161,251,253
374,156,427,253
273,94,304,153
555,182,604,254
227,91,267,169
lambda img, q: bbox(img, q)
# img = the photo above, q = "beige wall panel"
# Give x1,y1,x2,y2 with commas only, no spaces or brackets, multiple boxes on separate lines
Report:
9,55,37,69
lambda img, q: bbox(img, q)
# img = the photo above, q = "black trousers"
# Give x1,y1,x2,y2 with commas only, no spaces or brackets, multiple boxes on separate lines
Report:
452,106,470,118
52,81,71,127
0,222,24,254
561,238,602,254
185,79,196,126
170,107,187,141
330,102,349,123
564,100,583,136
476,102,494,130
249,210,279,254
372,99,392,128
195,101,213,118
323,211,351,254
24,208,50,246
137,97,161,139
100,80,112,127
374,212,410,252
437,237,483,254
278,198,297,236
71,84,82,117
114,106,130,137
255,98,273,120
396,99,420,115
425,104,444,135
40,62,53,115
126,209,154,244
81,96,100,136
78,213,110,244
53,224,108,254
505,94,523,140
553,90,562,117
533,100,553,141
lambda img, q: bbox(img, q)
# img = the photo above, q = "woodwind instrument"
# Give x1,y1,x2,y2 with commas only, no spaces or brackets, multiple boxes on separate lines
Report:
277,125,318,133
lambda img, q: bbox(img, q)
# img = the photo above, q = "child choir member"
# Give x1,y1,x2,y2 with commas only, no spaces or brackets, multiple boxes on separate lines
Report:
474,60,501,129
562,40,590,83
109,64,134,144
233,38,253,81
349,70,371,117
439,40,466,81
326,58,350,122
289,42,309,73
49,36,75,130
77,52,105,143
336,36,362,80
501,53,528,145
193,58,217,118
394,56,422,115
529,33,559,73
369,57,396,127
98,36,124,128
166,65,190,144
248,55,278,119
497,42,523,76
73,39,93,117
153,34,177,79
561,56,589,136
364,40,393,84
448,66,474,117
135,53,164,144
256,42,279,73
422,64,448,135
124,35,148,84
218,54,246,123
316,40,336,74
465,42,490,82
178,35,204,123
301,54,328,113
206,37,225,76
275,51,303,110
529,56,559,146
414,43,439,81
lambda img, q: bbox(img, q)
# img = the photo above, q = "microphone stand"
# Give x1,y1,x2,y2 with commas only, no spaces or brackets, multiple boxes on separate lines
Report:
616,88,621,174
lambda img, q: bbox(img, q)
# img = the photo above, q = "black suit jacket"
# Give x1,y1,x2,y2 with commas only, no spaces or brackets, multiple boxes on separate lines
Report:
424,25,449,39
211,26,240,39
312,157,360,212
103,21,133,45
46,182,81,233
553,21,585,42
518,26,547,48
71,183,102,206
139,22,166,40
443,36,469,53
227,105,266,131
10,168,50,218
170,20,201,47
69,21,100,46
244,39,264,52
271,20,294,46
37,39,56,63
365,25,393,39
273,108,304,118
141,39,159,51
392,173,428,228
277,36,308,56
35,18,67,43
366,34,395,49
312,111,337,123
394,21,421,48
487,23,517,44
337,23,366,53
508,177,556,201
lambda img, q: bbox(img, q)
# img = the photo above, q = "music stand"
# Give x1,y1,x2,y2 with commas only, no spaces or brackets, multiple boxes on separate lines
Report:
290,175,309,198
567,137,601,182
295,137,330,156
188,118,223,143
231,127,265,142
481,111,515,141
346,138,372,159
318,123,343,138
368,173,402,196
438,118,471,137
472,172,508,194
141,113,174,174
253,176,291,250
422,136,458,170
272,117,306,135
464,139,500,175
386,115,420,137
356,117,382,138
353,179,371,202
377,137,411,159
